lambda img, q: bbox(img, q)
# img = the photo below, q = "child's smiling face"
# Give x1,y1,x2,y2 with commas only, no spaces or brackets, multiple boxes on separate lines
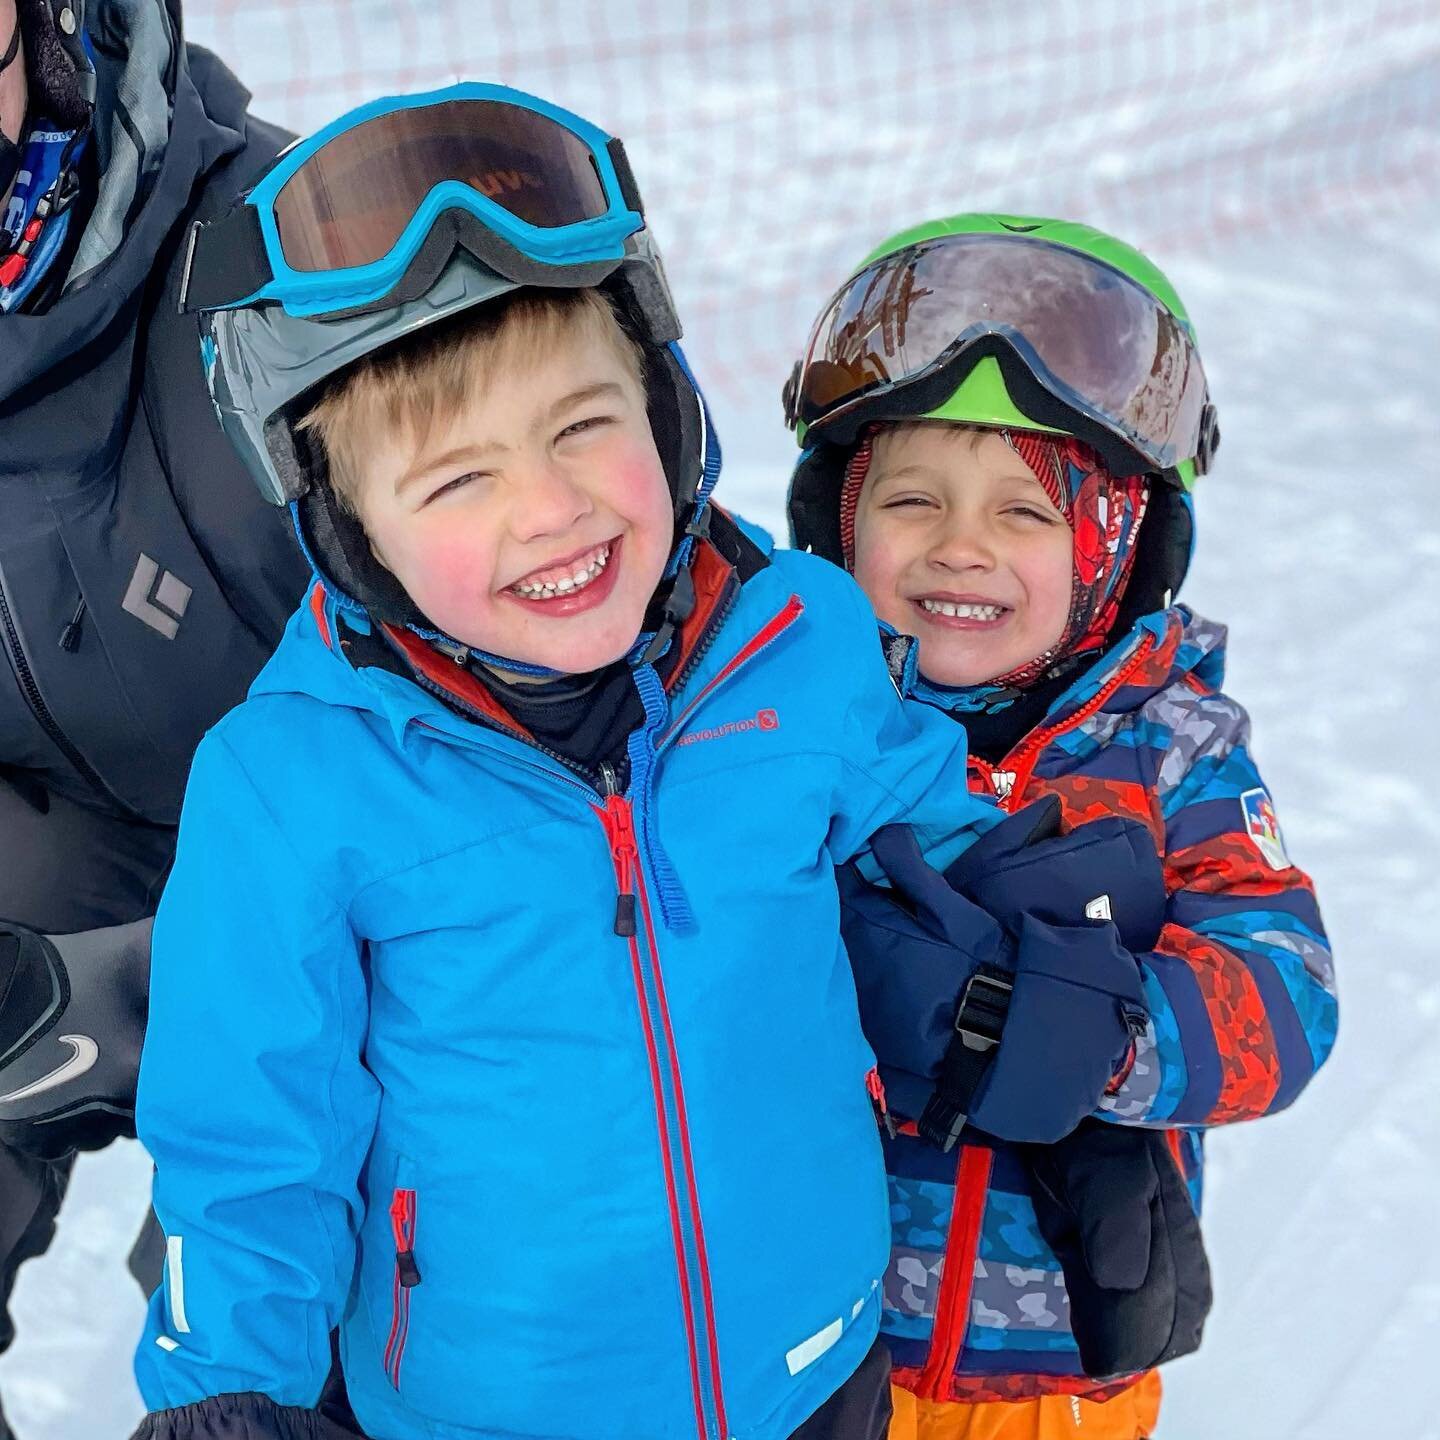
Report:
304,292,678,680
851,424,1075,688
357,325,674,678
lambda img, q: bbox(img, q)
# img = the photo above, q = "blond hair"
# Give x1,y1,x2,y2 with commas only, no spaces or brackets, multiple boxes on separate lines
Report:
296,287,647,515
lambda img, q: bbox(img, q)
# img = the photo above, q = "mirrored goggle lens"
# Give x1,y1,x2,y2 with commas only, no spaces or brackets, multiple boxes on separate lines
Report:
797,234,1208,466
273,99,612,273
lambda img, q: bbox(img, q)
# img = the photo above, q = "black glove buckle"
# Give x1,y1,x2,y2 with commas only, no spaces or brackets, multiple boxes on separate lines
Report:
955,967,1013,1053
918,966,1014,1153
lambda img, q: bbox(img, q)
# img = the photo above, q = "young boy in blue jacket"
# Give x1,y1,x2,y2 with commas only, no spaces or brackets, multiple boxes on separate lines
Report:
126,90,1005,1440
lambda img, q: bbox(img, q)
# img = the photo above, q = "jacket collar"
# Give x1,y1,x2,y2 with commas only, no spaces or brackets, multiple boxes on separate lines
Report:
895,605,1227,732
281,530,761,761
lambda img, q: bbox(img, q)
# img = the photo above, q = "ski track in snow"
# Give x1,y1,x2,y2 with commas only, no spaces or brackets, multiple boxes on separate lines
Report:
4,5,1437,1437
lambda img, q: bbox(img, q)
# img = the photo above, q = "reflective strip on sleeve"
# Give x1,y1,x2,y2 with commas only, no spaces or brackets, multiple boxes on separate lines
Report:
786,1316,843,1376
166,1235,192,1334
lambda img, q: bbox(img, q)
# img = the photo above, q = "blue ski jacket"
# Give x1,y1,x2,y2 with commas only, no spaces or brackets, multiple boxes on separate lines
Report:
133,520,1001,1440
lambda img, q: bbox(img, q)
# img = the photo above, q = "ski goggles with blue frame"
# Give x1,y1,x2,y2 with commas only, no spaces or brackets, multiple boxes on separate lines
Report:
180,83,648,320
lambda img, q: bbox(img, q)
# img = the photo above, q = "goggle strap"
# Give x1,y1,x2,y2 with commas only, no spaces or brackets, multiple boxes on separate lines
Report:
1195,402,1220,475
181,205,273,314
812,332,1159,478
607,138,644,219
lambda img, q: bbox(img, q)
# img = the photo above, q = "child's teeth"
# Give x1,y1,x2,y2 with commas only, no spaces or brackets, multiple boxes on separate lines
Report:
920,599,1005,620
513,543,611,599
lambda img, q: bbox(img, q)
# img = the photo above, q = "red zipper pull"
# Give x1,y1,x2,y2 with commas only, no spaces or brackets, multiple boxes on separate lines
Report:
866,1067,897,1138
603,794,639,937
389,1190,422,1288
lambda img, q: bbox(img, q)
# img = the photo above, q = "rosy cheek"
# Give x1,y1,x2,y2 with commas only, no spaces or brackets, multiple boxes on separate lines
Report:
606,452,669,519
402,531,498,609
598,453,673,577
853,528,910,612
1028,546,1075,642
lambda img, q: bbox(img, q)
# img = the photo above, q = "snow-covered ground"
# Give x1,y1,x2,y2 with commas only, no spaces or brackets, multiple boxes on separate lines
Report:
4,2,1438,1436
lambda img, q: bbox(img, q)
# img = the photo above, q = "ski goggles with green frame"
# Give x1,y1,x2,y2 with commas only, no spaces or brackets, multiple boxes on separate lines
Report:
784,232,1218,477
180,83,651,321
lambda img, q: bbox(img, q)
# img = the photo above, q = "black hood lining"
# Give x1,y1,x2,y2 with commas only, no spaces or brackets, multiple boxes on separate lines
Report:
17,0,94,127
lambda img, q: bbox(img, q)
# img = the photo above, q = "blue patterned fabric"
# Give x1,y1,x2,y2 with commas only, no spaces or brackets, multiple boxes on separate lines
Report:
876,606,1337,1399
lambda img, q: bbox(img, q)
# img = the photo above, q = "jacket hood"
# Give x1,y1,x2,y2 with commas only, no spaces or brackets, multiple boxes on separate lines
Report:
247,590,433,745
0,0,258,405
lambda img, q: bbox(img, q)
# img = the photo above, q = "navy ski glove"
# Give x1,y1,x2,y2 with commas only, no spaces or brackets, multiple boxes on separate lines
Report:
939,798,1158,1143
129,1394,362,1439
943,800,1167,954
839,821,1011,1120
963,911,1149,1144
0,916,151,1159
841,797,1154,1144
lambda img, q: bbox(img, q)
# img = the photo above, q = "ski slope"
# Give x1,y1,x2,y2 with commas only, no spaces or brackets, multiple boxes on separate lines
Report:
3,3,1437,1436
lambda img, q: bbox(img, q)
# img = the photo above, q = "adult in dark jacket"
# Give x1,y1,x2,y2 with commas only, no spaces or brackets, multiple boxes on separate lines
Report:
0,1,307,1432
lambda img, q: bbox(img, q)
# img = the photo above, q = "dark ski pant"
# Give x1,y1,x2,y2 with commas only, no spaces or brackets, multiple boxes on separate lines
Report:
0,1145,74,1358
0,1144,74,1440
789,1336,893,1440
315,1333,894,1440
0,1143,162,1439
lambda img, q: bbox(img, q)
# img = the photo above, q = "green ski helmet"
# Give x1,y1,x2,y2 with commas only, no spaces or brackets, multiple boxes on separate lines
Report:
785,213,1217,569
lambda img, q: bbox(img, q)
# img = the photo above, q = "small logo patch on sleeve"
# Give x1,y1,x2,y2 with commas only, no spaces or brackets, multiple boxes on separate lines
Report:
1240,787,1289,870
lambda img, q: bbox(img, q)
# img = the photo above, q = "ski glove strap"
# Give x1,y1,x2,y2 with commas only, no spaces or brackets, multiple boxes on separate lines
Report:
917,965,1013,1151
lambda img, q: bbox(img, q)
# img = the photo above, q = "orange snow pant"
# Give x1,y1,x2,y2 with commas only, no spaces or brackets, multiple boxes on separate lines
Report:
888,1371,1161,1440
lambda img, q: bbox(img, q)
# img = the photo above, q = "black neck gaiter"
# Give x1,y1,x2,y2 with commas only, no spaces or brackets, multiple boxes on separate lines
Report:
471,636,683,789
